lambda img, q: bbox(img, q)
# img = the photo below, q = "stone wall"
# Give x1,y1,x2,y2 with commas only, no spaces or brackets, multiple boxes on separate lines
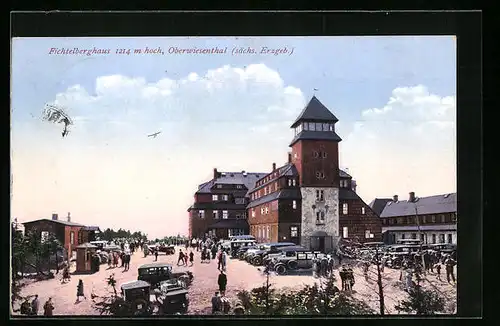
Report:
300,187,340,251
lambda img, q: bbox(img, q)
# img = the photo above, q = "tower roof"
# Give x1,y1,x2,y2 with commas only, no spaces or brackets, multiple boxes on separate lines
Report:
290,96,339,128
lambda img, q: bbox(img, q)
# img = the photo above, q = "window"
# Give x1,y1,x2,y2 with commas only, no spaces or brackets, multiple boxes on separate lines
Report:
342,227,348,238
316,211,325,224
447,234,453,244
264,187,268,195
342,203,348,215
322,151,328,158
70,231,75,245
260,207,264,215
216,184,222,189
401,233,406,239
288,179,292,186
361,207,366,215
316,171,325,179
274,182,278,191
322,123,329,131
236,185,242,189
431,234,436,244
212,195,218,201
313,151,319,158
315,122,322,131
213,211,219,219
199,210,205,219
440,214,446,223
370,234,374,239
41,231,49,243
303,123,309,131
222,194,229,201
290,226,298,237
292,200,297,209
422,215,427,223
316,190,324,201
411,233,417,239
266,226,270,239
235,198,245,204
420,233,425,242
439,234,445,243
309,122,315,131
431,215,436,223
292,179,296,186
365,230,371,239
294,152,298,158
265,207,269,214
397,218,403,224
451,213,457,222
393,218,397,225
382,219,386,225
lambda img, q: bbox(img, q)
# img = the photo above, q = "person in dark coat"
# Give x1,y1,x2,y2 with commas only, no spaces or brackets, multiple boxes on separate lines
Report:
155,249,159,261
211,245,217,260
211,292,222,314
217,271,227,296
339,266,347,290
76,279,86,301
189,251,194,266
20,298,31,315
445,255,456,283
31,294,40,315
43,298,54,316
177,250,185,266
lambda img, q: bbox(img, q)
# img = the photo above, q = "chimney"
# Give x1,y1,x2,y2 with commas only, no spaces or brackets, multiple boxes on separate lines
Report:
272,163,276,171
288,152,292,163
52,213,58,221
409,192,415,202
393,195,398,202
67,212,71,222
213,168,218,179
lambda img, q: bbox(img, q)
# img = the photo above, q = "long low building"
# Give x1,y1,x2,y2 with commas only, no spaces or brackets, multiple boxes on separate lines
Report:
379,192,457,245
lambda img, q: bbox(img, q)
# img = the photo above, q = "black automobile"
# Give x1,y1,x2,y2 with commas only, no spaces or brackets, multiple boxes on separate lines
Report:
236,245,257,259
250,242,298,266
137,263,174,287
262,246,307,266
156,287,189,314
120,280,153,316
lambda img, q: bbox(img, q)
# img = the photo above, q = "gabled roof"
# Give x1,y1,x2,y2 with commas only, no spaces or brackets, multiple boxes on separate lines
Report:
380,193,457,218
247,189,302,209
339,170,352,178
369,198,393,216
23,218,85,227
290,96,339,128
195,171,267,195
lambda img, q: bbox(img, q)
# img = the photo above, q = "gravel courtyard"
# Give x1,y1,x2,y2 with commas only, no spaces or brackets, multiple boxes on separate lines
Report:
12,246,457,316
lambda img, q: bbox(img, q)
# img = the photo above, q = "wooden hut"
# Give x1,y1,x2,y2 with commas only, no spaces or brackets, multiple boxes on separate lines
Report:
75,243,98,274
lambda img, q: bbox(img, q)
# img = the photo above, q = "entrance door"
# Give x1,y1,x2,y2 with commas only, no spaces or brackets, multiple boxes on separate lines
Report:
318,237,325,253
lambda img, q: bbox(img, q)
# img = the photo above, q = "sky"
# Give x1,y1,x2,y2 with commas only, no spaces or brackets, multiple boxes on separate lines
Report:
11,36,456,239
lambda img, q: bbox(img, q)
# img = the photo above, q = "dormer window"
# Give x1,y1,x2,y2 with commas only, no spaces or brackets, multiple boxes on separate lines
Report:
303,123,309,131
322,123,329,131
309,122,315,131
315,122,322,131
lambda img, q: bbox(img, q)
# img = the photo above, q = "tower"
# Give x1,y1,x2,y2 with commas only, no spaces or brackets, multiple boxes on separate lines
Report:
289,96,342,252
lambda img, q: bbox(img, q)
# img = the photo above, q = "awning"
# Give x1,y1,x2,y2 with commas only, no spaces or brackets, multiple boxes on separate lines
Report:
311,231,328,237
208,219,249,230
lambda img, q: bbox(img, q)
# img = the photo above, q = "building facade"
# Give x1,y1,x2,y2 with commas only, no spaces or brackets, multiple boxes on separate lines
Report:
379,192,457,245
188,169,267,239
22,213,86,258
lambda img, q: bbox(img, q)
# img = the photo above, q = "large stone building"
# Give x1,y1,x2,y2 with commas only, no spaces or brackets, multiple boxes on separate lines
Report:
187,169,267,239
379,192,457,245
246,96,381,252
188,96,383,251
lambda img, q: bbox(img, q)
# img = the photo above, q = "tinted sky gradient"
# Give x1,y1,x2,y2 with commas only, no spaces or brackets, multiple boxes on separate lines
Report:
11,36,456,238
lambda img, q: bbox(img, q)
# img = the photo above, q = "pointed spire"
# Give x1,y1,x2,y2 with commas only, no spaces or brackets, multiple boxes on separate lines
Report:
290,96,338,128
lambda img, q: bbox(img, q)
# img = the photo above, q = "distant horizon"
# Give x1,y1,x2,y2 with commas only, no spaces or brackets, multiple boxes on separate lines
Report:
11,36,456,239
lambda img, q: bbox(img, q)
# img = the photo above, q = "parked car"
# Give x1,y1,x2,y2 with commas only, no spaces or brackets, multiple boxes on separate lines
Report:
120,280,153,315
155,287,189,314
272,250,325,275
228,240,257,258
262,246,307,266
158,245,176,255
236,245,257,259
137,263,193,288
250,242,298,266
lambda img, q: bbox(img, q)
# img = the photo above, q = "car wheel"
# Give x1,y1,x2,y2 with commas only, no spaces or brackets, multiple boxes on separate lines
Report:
253,256,262,266
287,260,298,270
275,264,287,275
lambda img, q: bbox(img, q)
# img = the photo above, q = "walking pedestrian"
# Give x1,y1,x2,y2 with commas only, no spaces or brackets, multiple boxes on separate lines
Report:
30,294,39,315
218,270,228,296
43,298,54,316
339,266,346,290
189,251,194,266
217,250,222,270
221,250,227,271
445,255,456,284
76,279,86,301
177,250,185,266
436,263,442,281
155,249,158,262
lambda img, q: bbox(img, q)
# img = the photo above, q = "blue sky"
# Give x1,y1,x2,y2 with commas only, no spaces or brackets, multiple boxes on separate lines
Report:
11,36,456,238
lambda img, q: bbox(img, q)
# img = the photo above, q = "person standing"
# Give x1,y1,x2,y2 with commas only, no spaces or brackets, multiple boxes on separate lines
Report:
445,255,456,284
43,298,54,316
221,250,227,271
189,251,194,266
436,263,442,281
20,298,31,315
346,266,355,291
30,294,39,315
211,292,222,314
217,270,227,296
76,279,86,301
177,250,185,266
339,266,346,291
154,249,159,262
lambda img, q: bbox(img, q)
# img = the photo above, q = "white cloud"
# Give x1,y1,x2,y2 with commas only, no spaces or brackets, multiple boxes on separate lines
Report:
342,85,456,202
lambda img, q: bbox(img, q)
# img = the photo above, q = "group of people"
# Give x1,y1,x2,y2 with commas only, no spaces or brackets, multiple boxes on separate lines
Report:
312,255,335,277
177,249,195,266
339,265,356,291
19,295,54,316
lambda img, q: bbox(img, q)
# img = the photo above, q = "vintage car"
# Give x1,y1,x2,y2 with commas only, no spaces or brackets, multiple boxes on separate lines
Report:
272,250,325,275
236,245,258,259
158,245,176,255
262,246,307,266
250,243,299,266
137,263,193,288
227,240,257,258
156,286,189,314
120,280,153,315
